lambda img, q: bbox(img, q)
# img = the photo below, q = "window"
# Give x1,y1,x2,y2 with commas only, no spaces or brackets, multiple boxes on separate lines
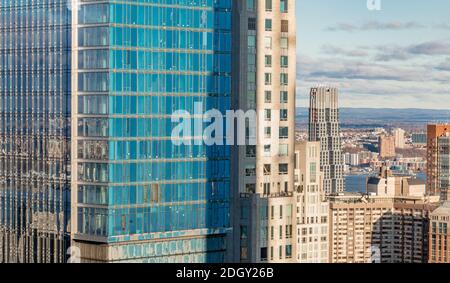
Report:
264,145,271,156
148,184,160,203
265,91,272,103
264,109,272,121
248,35,256,48
264,164,271,175
279,164,288,175
265,0,272,11
286,245,292,259
264,183,271,195
265,36,272,49
281,20,289,32
247,0,255,11
281,56,288,67
246,184,256,193
280,37,288,49
280,91,288,103
264,127,272,138
265,19,272,31
310,162,317,183
280,127,289,139
246,145,256,157
78,95,108,114
280,0,288,13
265,73,272,85
280,109,288,121
265,55,272,67
279,144,288,156
248,18,256,30
245,165,256,177
281,73,288,85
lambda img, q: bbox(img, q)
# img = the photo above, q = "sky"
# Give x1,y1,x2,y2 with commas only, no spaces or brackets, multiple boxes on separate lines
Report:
296,0,450,109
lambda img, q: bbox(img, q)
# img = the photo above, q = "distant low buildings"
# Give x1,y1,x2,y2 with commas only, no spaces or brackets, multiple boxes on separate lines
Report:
412,132,427,147
367,167,425,197
379,135,396,159
394,128,406,149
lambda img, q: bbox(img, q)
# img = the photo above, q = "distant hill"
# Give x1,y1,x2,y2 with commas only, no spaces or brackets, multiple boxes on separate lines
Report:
296,108,450,129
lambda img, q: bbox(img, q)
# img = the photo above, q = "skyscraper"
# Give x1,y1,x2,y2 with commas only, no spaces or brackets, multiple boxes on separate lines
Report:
71,1,232,262
308,87,344,194
0,0,71,263
230,0,297,263
426,124,450,197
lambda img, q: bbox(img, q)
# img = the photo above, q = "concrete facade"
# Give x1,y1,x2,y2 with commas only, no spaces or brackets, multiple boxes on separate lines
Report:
308,87,344,194
230,0,297,263
294,142,329,263
429,202,450,263
328,193,439,263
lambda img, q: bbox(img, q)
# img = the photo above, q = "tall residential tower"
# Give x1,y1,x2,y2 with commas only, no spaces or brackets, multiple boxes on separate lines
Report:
308,87,344,194
231,0,296,263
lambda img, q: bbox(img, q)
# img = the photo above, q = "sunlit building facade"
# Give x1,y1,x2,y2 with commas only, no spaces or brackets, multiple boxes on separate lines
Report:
230,0,297,263
71,0,232,263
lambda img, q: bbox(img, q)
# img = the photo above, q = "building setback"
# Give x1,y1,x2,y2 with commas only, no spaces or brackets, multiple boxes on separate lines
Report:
0,0,71,263
308,87,344,194
71,1,232,262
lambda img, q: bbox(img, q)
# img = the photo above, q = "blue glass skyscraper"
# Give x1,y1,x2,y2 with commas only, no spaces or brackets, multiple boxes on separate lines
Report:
0,0,71,263
72,0,232,262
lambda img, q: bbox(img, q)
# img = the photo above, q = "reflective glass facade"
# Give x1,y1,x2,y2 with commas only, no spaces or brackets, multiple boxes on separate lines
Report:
0,0,71,263
73,0,232,262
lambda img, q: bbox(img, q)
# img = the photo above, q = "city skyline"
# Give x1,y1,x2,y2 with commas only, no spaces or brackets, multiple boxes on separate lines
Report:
1,0,450,266
297,0,450,109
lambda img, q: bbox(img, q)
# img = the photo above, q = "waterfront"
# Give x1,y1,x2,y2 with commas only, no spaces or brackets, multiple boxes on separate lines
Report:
345,172,426,193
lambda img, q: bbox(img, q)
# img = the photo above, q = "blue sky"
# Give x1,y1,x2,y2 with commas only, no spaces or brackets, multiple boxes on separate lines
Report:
296,0,450,109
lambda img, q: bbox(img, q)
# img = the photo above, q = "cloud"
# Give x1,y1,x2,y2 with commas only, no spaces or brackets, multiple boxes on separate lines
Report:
436,58,450,71
434,23,450,30
321,44,369,57
361,21,425,30
296,55,450,109
325,22,357,32
325,21,425,32
408,41,450,55
373,41,450,61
